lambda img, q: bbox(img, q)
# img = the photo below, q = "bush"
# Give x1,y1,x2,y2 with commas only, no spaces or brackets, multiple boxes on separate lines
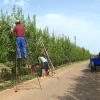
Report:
1,68,11,81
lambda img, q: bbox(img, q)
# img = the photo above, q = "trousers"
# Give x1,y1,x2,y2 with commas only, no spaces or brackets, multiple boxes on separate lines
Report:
16,37,26,58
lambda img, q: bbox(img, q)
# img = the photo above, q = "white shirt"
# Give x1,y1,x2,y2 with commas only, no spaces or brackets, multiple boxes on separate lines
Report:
38,57,47,63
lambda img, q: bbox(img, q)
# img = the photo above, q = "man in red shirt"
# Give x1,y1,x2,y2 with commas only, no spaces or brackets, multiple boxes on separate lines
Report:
11,20,27,58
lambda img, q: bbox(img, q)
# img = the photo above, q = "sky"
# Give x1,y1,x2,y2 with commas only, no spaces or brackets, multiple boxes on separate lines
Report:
0,0,100,54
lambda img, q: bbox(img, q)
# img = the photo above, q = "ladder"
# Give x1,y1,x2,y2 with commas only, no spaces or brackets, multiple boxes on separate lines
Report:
38,38,55,76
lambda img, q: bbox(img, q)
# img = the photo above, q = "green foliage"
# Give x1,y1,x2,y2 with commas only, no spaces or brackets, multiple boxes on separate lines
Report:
0,6,91,68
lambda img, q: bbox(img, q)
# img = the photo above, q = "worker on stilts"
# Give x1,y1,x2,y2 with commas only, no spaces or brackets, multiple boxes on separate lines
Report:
11,20,27,78
11,20,27,59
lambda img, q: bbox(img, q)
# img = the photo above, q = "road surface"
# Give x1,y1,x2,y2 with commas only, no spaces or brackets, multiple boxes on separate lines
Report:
0,61,100,100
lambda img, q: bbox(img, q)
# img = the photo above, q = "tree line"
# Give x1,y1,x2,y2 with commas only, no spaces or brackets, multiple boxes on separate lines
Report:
0,6,91,68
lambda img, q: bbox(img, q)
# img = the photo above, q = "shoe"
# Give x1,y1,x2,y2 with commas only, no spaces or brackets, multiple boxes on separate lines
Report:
41,77,43,79
24,57,26,59
44,76,46,78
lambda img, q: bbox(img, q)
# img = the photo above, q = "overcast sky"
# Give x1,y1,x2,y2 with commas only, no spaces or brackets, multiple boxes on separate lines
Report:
0,0,100,54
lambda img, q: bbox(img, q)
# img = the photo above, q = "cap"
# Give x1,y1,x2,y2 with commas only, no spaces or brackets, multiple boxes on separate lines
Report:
15,19,20,23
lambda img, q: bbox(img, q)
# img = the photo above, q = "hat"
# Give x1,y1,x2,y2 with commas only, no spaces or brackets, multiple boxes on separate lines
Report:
15,19,20,24
15,19,20,23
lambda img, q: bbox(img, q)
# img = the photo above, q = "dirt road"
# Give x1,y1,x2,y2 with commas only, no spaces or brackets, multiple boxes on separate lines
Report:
0,61,100,100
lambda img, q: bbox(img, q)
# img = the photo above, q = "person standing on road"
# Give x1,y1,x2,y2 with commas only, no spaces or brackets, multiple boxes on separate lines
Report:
38,56,49,79
11,20,27,59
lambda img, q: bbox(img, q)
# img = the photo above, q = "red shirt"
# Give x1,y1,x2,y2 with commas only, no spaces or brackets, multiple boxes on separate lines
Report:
13,24,25,36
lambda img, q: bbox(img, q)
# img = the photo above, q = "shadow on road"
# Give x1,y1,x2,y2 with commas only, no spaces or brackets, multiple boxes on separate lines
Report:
57,65,100,100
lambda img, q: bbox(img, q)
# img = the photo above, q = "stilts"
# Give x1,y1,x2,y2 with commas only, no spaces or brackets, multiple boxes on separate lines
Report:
14,52,18,92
